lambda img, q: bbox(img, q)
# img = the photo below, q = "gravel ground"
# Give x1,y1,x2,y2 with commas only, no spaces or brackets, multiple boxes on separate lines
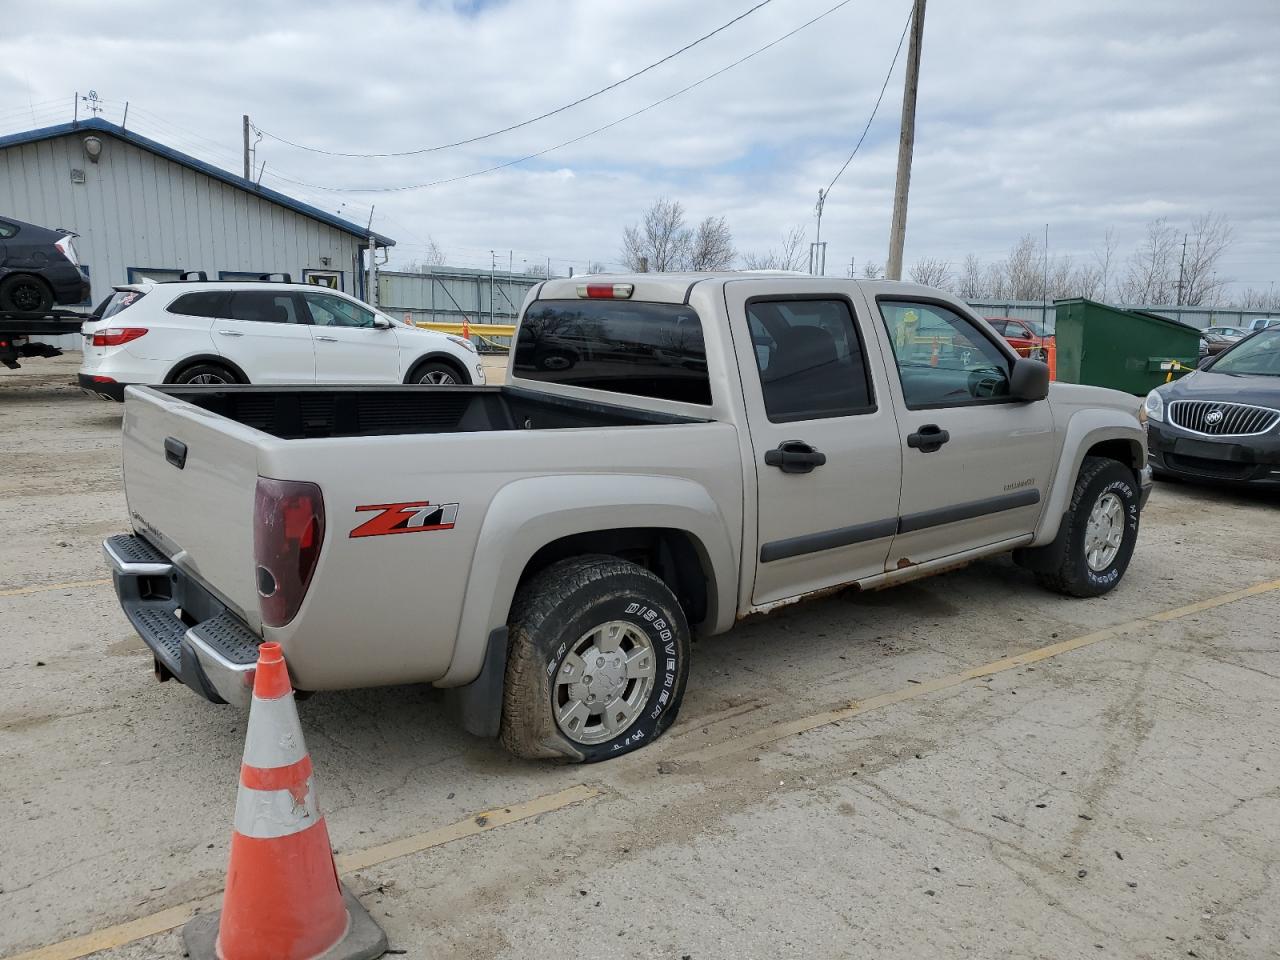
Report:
1,354,1277,960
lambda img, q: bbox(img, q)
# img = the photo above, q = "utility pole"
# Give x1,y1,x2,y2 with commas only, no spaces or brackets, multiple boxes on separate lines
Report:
1043,223,1049,323
242,115,251,180
490,251,496,325
1176,233,1188,306
886,0,927,281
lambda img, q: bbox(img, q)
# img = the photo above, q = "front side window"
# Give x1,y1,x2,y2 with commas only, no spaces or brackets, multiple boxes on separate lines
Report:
879,300,1011,408
304,292,376,328
747,298,874,422
229,291,301,324
513,299,710,405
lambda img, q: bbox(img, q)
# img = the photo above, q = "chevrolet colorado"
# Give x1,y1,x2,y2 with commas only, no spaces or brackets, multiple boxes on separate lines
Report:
104,274,1151,762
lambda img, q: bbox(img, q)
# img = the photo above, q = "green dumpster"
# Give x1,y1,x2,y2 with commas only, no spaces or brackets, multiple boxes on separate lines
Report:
1053,298,1201,396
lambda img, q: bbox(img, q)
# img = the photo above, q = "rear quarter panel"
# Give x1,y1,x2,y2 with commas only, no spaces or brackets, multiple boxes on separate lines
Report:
258,420,743,691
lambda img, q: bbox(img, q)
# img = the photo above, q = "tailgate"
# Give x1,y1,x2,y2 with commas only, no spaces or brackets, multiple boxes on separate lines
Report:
121,387,264,631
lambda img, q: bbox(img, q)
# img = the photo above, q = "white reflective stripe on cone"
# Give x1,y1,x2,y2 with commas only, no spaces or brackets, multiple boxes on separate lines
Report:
233,779,321,839
241,693,308,770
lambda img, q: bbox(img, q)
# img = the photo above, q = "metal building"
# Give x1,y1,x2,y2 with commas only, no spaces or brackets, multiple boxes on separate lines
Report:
377,267,542,327
0,117,394,316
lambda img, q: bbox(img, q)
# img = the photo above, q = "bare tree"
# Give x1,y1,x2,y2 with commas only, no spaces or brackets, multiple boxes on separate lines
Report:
1179,212,1233,306
1236,286,1279,311
861,260,883,280
909,257,952,289
1005,234,1044,300
1092,227,1120,302
1121,218,1178,304
742,226,807,272
688,216,736,271
622,197,692,272
403,236,447,271
956,254,985,298
586,261,608,274
984,262,1008,299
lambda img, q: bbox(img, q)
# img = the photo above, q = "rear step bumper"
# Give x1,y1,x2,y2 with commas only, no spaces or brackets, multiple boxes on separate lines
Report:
104,534,261,707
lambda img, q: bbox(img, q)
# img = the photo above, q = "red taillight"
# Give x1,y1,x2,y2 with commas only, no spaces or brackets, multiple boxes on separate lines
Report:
577,283,634,299
92,327,148,347
91,375,117,384
254,477,325,628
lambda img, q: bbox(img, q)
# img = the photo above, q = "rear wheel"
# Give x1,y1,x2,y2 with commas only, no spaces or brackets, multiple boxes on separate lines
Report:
501,556,690,763
0,274,54,313
172,362,238,386
412,360,468,385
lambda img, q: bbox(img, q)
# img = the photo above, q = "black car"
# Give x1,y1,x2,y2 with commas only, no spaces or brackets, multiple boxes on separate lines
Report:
0,215,91,313
1144,327,1280,485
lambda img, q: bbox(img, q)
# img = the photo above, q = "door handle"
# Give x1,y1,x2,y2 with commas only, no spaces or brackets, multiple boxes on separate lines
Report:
907,424,950,453
314,336,338,343
764,440,826,474
217,330,244,337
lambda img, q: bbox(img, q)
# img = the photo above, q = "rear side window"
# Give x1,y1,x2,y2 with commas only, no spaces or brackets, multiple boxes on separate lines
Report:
513,299,711,405
167,291,230,318
747,299,874,422
229,291,302,324
0,220,17,239
100,289,147,321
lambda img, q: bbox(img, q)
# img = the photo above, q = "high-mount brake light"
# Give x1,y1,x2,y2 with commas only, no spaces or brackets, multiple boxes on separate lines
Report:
92,327,148,347
577,283,634,300
254,478,325,627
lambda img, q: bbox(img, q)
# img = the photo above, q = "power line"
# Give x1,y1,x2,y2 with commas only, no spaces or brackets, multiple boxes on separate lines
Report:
254,0,776,159
259,0,864,195
823,7,911,196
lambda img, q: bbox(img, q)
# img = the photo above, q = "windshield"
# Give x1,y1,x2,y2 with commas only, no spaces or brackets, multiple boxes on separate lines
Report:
1207,329,1280,376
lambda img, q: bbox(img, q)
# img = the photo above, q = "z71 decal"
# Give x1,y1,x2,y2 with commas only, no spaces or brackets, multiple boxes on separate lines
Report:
349,501,459,538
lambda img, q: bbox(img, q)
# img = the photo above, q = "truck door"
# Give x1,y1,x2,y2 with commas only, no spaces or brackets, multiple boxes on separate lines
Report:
726,281,904,607
867,295,1056,566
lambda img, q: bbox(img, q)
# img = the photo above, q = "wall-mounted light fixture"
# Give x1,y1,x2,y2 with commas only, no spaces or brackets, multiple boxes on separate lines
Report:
82,136,103,163
319,256,331,267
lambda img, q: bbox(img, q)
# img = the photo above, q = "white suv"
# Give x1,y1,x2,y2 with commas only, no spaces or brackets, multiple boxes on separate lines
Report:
78,279,485,400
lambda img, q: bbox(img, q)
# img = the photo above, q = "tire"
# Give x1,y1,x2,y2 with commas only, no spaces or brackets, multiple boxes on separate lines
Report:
1023,456,1141,598
172,362,238,386
411,360,468,385
500,555,690,763
0,274,54,313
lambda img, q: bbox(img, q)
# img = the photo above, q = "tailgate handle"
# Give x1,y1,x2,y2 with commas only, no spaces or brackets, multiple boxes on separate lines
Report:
164,437,188,470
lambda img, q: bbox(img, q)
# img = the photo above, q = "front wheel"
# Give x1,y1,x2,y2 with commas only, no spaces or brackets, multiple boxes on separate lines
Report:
501,556,690,763
413,361,467,385
1021,456,1141,598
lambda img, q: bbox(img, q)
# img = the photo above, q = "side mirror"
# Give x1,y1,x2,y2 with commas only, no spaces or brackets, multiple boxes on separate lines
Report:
372,316,392,330
1009,357,1050,402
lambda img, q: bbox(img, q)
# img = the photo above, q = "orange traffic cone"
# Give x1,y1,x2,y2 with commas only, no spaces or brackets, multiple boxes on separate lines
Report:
929,336,940,367
462,317,471,340
183,642,387,960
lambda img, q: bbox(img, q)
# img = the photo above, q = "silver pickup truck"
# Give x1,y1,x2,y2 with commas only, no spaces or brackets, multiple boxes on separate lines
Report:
105,274,1151,762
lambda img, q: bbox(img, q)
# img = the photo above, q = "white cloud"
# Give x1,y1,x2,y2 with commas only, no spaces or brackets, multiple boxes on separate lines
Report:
1,0,1276,290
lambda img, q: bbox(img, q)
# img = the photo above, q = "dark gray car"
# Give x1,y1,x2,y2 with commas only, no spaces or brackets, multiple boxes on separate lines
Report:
1145,328,1280,485
0,215,91,312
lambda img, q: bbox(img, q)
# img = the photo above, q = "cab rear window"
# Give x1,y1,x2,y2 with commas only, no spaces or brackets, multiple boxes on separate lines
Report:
513,300,711,405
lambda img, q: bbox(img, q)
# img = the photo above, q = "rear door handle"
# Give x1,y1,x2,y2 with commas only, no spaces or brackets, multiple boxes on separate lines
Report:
907,424,950,453
315,336,338,343
217,330,244,337
764,440,826,474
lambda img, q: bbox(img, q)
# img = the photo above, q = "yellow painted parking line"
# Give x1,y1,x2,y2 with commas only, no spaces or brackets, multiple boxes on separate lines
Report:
3,784,601,960
0,578,111,598
675,578,1280,765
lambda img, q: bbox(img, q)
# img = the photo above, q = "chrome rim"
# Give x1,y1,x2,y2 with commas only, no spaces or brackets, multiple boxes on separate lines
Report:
553,620,656,745
419,370,457,385
188,372,229,384
1084,492,1125,572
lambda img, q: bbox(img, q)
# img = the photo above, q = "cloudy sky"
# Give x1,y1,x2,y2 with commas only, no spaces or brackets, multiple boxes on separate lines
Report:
2,0,1277,295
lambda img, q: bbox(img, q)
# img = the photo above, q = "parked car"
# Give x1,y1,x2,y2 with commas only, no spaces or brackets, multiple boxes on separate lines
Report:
1246,317,1280,334
0,215,91,312
1145,327,1280,485
103,275,1149,762
985,316,1054,361
1204,326,1247,340
78,279,485,399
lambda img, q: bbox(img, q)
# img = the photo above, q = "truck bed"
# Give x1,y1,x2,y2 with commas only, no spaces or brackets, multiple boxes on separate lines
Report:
156,384,704,439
